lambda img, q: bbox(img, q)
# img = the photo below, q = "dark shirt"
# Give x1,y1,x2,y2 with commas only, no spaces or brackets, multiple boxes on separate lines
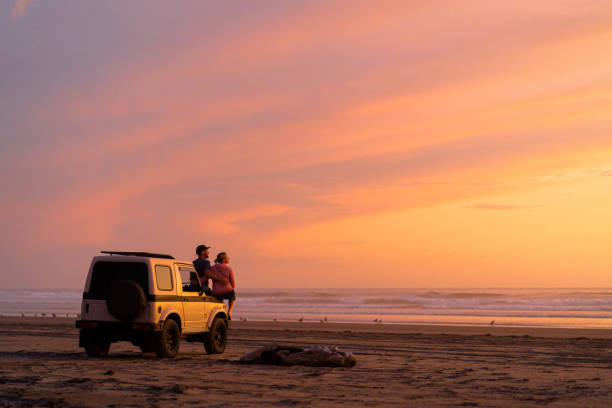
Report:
192,258,212,289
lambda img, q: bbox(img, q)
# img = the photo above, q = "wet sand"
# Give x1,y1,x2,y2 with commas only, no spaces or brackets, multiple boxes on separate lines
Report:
0,317,610,407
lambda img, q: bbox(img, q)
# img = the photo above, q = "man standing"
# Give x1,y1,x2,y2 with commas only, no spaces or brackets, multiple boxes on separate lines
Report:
192,244,227,295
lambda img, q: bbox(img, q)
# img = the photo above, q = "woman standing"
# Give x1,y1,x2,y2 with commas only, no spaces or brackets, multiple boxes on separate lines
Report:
210,252,236,320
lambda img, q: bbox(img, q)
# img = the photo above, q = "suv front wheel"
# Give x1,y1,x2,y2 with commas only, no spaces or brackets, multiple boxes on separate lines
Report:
203,317,227,354
154,319,180,358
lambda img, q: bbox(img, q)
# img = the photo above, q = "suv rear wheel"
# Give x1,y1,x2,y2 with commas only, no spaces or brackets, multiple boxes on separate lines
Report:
154,319,180,358
85,341,111,358
203,317,227,354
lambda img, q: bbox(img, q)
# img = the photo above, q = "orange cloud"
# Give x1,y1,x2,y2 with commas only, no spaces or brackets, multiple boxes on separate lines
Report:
467,204,538,211
10,0,35,20
192,204,290,235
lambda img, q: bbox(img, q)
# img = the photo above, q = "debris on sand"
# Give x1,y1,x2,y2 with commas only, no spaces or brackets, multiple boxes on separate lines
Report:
66,377,90,384
239,344,356,367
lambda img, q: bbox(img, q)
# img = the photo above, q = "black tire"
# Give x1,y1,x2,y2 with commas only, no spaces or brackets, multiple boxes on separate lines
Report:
154,319,180,358
85,341,110,358
139,340,155,353
203,317,227,354
106,280,146,321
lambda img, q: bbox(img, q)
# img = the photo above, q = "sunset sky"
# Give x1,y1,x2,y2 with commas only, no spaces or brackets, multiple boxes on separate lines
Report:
2,1,612,289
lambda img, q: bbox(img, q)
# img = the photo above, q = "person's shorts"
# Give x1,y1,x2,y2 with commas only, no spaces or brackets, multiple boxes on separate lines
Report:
215,290,236,301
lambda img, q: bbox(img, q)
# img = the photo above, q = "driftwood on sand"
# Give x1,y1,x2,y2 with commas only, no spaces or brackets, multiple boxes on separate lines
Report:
239,344,357,367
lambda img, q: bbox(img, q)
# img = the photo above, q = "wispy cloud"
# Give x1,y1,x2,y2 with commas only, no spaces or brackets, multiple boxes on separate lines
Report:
192,205,291,235
10,0,35,20
467,204,538,211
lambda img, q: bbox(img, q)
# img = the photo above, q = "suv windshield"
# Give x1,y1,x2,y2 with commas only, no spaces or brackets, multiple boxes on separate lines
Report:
88,261,149,296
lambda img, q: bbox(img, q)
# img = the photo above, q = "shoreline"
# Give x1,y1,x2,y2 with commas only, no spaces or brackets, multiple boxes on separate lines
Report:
229,320,612,338
3,313,611,330
2,316,611,338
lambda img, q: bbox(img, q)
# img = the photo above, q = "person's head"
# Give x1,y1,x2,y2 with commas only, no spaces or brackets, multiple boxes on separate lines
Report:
214,252,229,264
195,244,210,259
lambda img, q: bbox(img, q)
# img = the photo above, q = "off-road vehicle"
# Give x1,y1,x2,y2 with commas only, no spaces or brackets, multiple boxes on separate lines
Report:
76,251,228,358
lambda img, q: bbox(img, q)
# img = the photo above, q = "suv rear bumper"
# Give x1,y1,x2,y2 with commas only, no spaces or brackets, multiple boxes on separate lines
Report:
76,320,162,331
76,320,162,347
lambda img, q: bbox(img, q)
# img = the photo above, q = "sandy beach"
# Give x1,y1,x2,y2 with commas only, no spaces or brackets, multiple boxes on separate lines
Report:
0,317,610,407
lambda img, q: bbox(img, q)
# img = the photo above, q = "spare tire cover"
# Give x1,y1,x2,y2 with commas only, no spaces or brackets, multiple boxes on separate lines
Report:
106,280,146,321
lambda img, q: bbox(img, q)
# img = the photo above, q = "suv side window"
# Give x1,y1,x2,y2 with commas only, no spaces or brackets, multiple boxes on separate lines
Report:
155,265,173,291
178,266,198,292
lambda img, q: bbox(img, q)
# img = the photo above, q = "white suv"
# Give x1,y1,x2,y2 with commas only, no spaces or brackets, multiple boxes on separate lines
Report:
76,251,228,358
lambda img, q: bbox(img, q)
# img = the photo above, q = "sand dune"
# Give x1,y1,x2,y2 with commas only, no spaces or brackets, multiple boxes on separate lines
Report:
0,317,610,407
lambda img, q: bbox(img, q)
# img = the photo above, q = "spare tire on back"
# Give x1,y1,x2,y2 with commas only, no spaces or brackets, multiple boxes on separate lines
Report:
106,280,146,321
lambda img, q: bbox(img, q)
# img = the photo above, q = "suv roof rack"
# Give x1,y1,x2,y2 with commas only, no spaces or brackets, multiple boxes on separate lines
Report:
101,251,175,259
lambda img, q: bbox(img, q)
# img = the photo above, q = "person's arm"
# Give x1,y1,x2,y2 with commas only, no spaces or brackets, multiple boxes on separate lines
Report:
192,265,206,296
191,263,204,288
206,268,229,284
229,267,236,290
193,272,203,287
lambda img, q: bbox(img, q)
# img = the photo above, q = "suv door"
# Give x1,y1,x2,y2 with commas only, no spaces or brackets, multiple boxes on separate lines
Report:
175,264,208,328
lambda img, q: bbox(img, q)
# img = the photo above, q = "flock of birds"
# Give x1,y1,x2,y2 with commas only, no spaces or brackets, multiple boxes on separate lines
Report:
237,316,385,324
10,313,81,318
236,317,497,325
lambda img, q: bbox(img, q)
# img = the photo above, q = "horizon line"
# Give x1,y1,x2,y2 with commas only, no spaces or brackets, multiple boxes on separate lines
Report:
3,286,612,292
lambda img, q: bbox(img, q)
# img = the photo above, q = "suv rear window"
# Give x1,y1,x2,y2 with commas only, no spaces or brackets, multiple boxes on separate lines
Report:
89,261,149,296
154,265,173,291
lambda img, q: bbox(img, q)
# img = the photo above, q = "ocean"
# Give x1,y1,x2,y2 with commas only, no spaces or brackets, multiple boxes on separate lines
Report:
1,288,611,328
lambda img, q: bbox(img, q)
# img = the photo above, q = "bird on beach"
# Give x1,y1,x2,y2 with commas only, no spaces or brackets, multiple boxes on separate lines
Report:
324,316,328,322
273,318,278,322
373,318,379,322
298,317,304,322
378,319,383,324
490,320,495,326
52,313,56,318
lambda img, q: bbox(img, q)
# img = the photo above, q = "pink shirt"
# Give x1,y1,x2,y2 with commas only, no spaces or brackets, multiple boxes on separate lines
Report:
210,263,236,295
